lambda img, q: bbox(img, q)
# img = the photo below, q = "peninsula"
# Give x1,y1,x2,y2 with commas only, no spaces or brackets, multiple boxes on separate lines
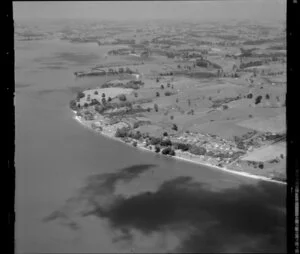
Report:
67,20,286,184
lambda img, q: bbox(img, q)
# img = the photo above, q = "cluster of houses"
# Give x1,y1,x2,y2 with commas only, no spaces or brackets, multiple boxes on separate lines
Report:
173,132,240,155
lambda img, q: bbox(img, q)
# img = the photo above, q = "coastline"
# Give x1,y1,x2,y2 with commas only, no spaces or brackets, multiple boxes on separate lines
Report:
73,112,286,185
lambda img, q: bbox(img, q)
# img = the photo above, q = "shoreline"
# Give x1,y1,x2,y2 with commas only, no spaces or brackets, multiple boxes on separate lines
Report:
73,112,286,185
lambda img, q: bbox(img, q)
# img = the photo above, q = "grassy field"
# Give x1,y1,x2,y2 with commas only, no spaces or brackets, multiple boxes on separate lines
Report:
188,121,252,140
242,142,286,162
78,65,286,142
77,54,286,145
79,87,134,106
236,114,285,133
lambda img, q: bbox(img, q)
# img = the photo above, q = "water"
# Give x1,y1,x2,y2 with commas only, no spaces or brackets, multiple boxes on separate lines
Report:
15,39,286,253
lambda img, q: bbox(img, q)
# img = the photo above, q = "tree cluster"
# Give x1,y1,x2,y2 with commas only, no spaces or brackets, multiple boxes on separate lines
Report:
173,142,190,151
172,124,178,131
222,105,229,110
115,127,131,138
90,99,100,106
76,91,85,100
150,137,162,146
69,99,79,111
255,95,262,104
155,145,161,153
161,147,175,156
160,138,172,147
118,94,127,102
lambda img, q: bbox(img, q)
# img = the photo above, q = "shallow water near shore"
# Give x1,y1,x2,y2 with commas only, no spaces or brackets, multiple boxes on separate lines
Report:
15,39,286,253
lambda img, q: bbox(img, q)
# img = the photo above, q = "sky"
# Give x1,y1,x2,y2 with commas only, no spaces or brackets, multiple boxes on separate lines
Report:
14,1,286,23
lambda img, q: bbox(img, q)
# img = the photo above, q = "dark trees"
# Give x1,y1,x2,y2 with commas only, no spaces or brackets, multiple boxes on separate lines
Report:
76,91,85,100
237,142,245,150
115,127,130,138
255,95,263,104
160,138,172,147
173,142,190,151
223,105,229,110
119,94,127,101
155,145,161,153
132,131,142,140
69,99,78,111
150,137,162,146
90,99,100,106
169,149,176,156
161,147,175,156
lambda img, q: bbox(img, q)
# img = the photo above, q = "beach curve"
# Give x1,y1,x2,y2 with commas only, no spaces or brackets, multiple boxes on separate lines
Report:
73,112,286,185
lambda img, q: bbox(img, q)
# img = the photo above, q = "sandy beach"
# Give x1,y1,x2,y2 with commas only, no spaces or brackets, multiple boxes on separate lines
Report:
73,113,286,185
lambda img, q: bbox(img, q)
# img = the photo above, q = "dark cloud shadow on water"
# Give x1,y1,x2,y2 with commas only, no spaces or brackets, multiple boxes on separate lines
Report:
44,164,286,253
43,164,157,224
